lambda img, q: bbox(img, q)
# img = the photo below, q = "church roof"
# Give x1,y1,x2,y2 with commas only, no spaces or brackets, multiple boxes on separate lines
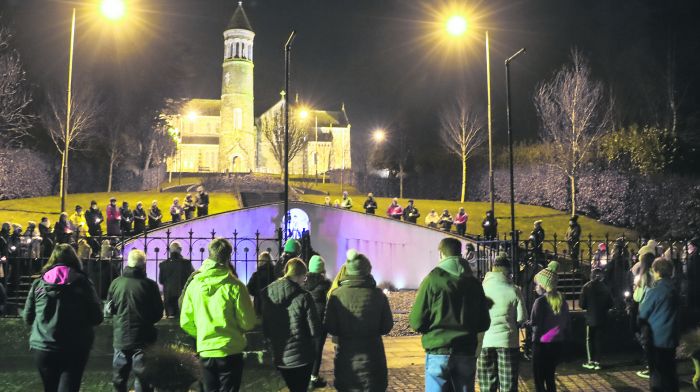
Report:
314,110,349,128
184,99,221,116
227,2,253,31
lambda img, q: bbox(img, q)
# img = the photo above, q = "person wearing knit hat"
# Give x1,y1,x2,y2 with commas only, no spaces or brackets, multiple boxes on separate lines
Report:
247,251,278,316
261,257,321,392
159,241,194,318
284,238,302,256
530,220,546,267
326,249,393,391
530,259,570,392
302,254,332,388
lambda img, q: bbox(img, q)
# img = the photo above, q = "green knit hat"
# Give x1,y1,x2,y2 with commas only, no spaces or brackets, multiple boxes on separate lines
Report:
345,249,371,276
283,239,302,255
534,260,559,292
308,255,326,273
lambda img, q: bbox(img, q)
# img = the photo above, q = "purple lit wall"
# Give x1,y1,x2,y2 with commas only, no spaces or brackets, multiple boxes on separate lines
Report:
124,202,474,289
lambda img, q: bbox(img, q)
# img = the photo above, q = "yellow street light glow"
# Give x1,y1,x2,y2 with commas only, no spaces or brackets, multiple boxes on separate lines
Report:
187,111,198,121
446,15,468,36
373,129,386,143
299,109,309,120
101,0,126,21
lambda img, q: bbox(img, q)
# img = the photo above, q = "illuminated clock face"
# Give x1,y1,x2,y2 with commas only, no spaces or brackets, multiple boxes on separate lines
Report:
284,208,310,239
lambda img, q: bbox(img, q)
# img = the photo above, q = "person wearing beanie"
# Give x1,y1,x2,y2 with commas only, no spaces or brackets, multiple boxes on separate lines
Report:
106,249,163,392
580,268,613,371
565,215,582,272
247,251,278,315
85,200,103,238
530,260,570,392
478,252,527,392
180,238,257,392
261,257,321,392
403,200,420,224
363,193,378,214
410,238,490,392
106,197,122,237
277,238,302,277
453,207,468,236
482,210,498,240
132,202,147,235
530,220,546,267
302,254,332,389
326,249,393,392
159,241,194,318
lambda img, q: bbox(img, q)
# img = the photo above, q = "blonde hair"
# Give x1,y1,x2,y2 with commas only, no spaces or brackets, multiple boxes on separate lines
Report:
546,290,564,315
327,264,347,299
128,249,147,268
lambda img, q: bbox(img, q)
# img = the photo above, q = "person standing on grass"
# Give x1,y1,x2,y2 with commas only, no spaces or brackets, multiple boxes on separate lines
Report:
478,252,527,392
119,201,133,236
180,238,258,392
580,268,613,371
326,249,394,392
183,194,196,220
387,198,403,220
69,205,87,240
106,249,164,392
196,186,210,217
403,199,420,223
106,197,122,237
454,207,468,236
148,200,162,230
261,258,321,392
302,255,332,389
85,200,104,238
54,212,73,245
531,261,570,392
340,191,353,210
133,202,147,235
410,238,490,392
159,242,194,318
482,210,498,240
170,197,183,223
363,193,378,214
439,209,453,232
639,257,680,392
530,220,546,267
22,244,103,392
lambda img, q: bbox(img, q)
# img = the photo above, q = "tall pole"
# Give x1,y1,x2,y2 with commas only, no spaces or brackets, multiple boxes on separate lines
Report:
314,114,318,184
505,48,526,275
485,30,494,213
283,30,296,240
61,8,76,214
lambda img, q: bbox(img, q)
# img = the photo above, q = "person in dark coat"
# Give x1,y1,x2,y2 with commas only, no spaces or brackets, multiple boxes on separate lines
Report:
148,200,162,230
0,222,9,287
119,202,133,236
409,238,491,392
106,249,164,392
302,255,332,389
580,268,613,370
325,249,394,392
196,186,209,217
247,251,277,315
687,237,700,322
85,200,104,238
439,209,453,232
22,244,103,392
106,197,122,237
158,242,194,318
403,200,420,223
530,220,546,267
183,194,196,220
261,258,321,392
38,217,54,258
482,210,498,240
566,215,582,272
170,197,183,223
53,212,73,245
604,238,630,310
363,193,378,214
132,202,147,235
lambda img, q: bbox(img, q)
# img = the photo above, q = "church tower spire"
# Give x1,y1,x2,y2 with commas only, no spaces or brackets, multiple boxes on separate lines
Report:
220,1,255,173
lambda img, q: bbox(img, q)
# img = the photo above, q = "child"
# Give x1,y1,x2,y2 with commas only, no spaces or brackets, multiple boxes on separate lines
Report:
302,255,332,389
580,268,613,370
531,261,570,392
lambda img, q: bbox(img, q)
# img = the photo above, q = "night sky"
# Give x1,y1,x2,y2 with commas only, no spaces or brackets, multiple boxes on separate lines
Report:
2,0,699,166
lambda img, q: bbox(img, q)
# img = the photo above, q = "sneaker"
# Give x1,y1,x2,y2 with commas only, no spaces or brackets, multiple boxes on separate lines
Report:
310,376,328,389
636,369,650,379
582,362,596,370
593,362,602,370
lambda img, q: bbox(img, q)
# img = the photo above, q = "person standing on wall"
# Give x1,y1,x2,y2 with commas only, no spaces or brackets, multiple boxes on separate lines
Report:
148,201,162,231
454,207,468,236
106,197,122,237
132,202,147,235
530,220,546,268
340,191,353,210
403,200,420,224
183,194,196,220
386,198,403,220
196,186,210,217
565,215,581,272
482,210,498,240
119,201,133,236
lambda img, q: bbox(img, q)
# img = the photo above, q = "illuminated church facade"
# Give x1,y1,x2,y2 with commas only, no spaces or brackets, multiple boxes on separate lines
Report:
165,3,352,175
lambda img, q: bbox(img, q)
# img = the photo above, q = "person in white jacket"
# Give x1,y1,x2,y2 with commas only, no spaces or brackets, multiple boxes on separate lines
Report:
478,252,528,392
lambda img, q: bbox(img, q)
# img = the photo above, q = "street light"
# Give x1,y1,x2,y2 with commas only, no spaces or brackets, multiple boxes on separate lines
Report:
60,0,126,213
444,13,494,212
372,129,386,143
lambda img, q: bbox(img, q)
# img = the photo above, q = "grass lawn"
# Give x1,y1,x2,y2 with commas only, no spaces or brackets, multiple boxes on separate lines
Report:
0,191,238,230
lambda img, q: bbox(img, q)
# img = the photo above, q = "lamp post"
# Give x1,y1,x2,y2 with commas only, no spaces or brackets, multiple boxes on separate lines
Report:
283,30,297,240
60,0,126,213
505,48,526,274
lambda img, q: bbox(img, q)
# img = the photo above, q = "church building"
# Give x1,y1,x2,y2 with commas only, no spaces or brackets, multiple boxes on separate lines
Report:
165,3,352,175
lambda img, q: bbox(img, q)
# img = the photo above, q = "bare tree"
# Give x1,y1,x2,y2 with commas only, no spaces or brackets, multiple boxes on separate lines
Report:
534,49,611,216
440,101,486,203
41,85,100,198
259,103,308,179
0,27,34,145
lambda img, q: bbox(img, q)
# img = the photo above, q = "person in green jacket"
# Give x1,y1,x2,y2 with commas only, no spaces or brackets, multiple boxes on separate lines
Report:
325,249,394,392
22,243,103,392
106,249,164,392
409,237,491,392
261,258,321,392
180,238,258,392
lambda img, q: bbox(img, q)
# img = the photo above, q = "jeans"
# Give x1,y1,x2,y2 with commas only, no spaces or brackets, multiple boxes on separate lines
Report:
33,349,90,392
532,342,561,392
425,353,476,392
200,354,244,392
311,333,327,377
278,364,312,392
113,348,152,392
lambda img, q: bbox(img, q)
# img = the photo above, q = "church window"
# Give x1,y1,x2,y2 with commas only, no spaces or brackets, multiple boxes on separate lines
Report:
234,108,243,130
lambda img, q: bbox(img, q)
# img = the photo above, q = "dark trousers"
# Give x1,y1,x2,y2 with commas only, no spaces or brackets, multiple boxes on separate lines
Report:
200,354,244,392
569,243,580,270
648,346,679,392
113,348,152,392
311,333,327,377
33,349,90,392
278,364,312,392
456,223,466,236
197,207,208,217
532,342,561,392
585,325,603,363
164,296,180,318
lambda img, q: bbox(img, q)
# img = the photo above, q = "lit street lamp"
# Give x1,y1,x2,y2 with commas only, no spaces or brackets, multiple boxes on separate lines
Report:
372,128,406,199
61,0,126,213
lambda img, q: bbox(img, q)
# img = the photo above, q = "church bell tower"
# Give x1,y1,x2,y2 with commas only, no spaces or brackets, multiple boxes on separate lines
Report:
220,2,255,172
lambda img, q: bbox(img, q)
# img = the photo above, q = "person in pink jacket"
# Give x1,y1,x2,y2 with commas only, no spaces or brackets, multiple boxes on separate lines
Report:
106,197,122,237
386,198,403,220
454,207,468,236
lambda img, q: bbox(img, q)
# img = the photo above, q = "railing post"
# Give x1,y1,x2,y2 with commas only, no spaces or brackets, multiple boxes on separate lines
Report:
154,247,160,283
143,229,148,254
233,230,239,264
552,233,558,258
604,233,610,259
211,229,216,240
188,229,194,261
165,229,171,252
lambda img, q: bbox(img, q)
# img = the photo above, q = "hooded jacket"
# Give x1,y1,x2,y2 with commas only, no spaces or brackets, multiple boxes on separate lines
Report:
107,266,164,350
179,259,257,358
159,253,194,300
303,272,332,321
261,278,321,368
409,255,490,354
481,271,527,348
22,264,103,352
